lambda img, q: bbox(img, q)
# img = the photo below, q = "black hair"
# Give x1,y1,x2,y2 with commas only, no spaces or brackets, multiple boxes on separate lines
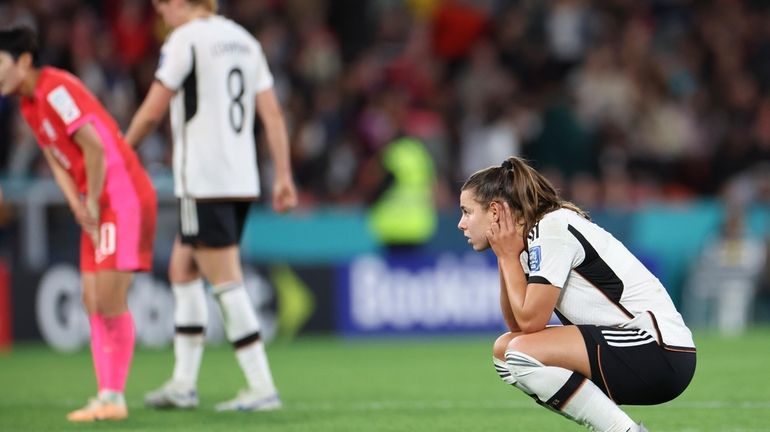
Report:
0,26,39,64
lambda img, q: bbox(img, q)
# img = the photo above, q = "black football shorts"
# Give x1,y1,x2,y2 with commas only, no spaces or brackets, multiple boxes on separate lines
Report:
578,325,696,405
178,198,252,247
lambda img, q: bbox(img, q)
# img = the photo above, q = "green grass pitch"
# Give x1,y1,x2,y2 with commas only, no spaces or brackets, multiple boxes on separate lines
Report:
1,329,769,431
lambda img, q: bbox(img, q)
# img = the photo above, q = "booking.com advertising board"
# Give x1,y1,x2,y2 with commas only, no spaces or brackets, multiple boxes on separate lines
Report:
335,252,505,337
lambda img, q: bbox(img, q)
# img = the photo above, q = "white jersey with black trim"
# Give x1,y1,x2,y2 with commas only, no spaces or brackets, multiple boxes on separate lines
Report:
156,15,274,198
526,208,695,350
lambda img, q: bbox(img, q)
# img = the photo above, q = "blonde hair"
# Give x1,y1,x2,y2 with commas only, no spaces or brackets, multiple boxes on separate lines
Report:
461,156,588,239
193,0,218,12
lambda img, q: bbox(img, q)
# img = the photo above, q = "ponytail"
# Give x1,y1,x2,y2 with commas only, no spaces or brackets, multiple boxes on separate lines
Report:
461,157,588,237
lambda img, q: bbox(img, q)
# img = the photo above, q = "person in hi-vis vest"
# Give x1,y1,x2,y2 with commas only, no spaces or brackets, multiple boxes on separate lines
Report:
367,136,437,252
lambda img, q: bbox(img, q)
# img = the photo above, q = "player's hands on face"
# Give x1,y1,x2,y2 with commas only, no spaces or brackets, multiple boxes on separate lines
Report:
486,201,525,259
272,176,298,213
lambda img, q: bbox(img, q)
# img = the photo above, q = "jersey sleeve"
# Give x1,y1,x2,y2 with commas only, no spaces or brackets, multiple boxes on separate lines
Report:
526,215,582,289
252,40,274,94
155,30,193,91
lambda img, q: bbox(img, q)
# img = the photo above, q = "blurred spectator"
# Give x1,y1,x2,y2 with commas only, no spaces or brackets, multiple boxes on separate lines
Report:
1,0,770,209
364,133,438,253
545,0,593,66
754,237,770,322
430,0,489,64
109,0,154,71
684,205,766,335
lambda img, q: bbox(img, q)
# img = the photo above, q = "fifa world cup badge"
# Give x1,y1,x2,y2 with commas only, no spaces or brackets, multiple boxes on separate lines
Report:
528,246,541,272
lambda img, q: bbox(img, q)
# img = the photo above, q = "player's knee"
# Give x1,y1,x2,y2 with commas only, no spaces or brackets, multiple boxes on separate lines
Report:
493,332,514,361
505,338,548,384
168,264,198,284
505,332,536,354
80,290,96,315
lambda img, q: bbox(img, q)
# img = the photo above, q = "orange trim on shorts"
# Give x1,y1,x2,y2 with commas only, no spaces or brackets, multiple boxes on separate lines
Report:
663,346,697,353
597,345,616,402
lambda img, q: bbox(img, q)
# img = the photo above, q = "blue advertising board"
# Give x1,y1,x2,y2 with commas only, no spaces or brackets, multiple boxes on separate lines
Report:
336,252,508,336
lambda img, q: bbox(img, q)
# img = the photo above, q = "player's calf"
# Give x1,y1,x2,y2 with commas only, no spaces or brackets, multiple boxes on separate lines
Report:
214,281,279,405
505,350,639,432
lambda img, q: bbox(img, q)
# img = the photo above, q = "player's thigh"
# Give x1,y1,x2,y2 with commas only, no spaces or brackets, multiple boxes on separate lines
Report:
81,272,97,315
194,245,242,286
178,200,249,285
507,325,591,378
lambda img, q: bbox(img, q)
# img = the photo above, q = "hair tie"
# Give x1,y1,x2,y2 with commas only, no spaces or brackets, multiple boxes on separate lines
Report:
501,160,513,171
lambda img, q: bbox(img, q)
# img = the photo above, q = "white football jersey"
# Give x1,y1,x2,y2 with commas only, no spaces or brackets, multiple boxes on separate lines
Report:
526,208,695,350
156,15,274,198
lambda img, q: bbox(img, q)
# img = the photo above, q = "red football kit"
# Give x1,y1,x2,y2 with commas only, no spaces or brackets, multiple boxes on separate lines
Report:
20,67,156,272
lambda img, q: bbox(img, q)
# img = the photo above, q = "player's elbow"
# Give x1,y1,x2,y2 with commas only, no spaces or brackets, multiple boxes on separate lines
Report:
516,314,549,334
517,322,544,334
147,119,162,136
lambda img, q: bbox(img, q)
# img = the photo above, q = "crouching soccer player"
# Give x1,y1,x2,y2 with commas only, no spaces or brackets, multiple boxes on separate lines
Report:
458,157,696,431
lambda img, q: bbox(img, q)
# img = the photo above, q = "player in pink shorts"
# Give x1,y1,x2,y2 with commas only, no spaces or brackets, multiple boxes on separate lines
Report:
0,26,156,421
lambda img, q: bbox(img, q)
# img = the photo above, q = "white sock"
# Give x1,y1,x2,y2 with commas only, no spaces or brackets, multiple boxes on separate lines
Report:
493,357,516,385
235,343,277,396
98,390,126,406
171,279,208,387
215,281,277,397
506,350,637,432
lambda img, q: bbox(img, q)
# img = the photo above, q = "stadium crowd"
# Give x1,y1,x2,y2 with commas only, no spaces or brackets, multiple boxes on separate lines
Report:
2,0,770,211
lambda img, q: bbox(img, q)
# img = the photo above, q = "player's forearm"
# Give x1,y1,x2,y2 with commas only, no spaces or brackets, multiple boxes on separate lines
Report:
498,256,534,331
498,263,520,332
125,82,172,147
263,114,293,179
82,144,106,204
45,152,81,211
256,89,293,179
55,171,81,211
125,110,161,148
500,286,520,332
73,126,106,204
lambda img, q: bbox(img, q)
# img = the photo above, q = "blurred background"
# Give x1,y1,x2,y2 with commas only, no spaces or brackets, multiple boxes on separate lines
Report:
1,0,770,352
